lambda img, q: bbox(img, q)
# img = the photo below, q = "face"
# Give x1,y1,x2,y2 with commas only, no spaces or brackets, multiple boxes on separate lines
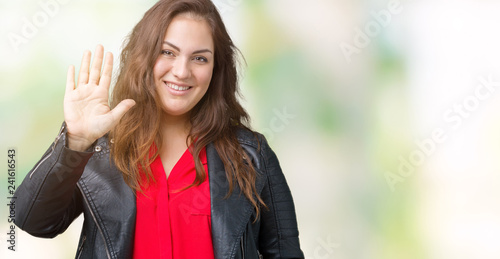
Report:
153,13,214,118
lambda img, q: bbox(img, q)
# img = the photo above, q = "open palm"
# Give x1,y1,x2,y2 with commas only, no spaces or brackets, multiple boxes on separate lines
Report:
64,45,135,151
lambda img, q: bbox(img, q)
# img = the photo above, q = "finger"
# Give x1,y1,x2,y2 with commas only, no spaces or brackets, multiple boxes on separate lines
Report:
110,99,136,123
77,50,91,86
66,65,75,94
99,52,114,89
88,45,104,85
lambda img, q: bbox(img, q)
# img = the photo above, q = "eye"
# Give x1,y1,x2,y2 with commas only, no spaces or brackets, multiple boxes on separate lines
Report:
161,50,174,56
194,56,208,63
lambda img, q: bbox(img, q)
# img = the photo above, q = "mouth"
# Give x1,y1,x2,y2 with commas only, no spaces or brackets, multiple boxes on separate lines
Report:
165,82,192,91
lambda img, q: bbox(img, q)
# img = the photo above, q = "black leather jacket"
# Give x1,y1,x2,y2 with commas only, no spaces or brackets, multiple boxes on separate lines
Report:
14,122,304,259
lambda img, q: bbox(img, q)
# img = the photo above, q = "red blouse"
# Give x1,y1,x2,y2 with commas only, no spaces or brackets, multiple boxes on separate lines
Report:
133,146,214,259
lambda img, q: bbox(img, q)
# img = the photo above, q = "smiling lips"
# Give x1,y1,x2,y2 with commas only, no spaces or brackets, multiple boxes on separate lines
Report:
165,82,192,91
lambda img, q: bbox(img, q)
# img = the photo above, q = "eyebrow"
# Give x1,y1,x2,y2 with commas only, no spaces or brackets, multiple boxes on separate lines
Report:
163,41,213,55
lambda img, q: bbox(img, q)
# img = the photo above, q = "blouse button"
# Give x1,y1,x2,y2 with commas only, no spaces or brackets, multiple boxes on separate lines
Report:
94,145,102,152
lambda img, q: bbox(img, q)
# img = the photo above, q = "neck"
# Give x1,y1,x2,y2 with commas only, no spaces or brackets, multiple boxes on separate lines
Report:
160,112,191,146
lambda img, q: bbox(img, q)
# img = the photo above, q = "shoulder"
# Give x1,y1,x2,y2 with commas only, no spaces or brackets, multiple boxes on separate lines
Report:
234,127,276,168
235,127,267,151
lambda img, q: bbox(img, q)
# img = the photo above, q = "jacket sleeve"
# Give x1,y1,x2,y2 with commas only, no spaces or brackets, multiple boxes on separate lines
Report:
13,122,95,238
257,136,305,258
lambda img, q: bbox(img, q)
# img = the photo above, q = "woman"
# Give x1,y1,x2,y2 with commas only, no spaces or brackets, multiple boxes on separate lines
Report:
14,0,304,258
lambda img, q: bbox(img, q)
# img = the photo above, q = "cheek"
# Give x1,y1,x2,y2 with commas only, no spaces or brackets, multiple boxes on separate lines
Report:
153,58,171,79
196,67,214,89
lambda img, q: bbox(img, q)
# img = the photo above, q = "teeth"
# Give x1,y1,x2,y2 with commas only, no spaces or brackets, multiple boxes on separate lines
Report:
166,82,190,91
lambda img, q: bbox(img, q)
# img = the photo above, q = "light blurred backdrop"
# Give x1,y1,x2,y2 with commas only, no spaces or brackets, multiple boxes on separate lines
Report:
2,0,500,258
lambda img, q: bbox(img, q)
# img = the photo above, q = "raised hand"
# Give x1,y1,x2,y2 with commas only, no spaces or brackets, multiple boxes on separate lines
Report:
64,45,135,151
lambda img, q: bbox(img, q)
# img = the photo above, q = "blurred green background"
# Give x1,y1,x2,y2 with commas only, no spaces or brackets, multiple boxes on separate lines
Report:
2,0,500,258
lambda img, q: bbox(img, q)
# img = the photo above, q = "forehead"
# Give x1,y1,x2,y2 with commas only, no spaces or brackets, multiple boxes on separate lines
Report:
163,13,214,50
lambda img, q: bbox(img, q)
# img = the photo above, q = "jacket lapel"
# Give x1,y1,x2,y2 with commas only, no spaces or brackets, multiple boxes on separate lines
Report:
207,143,254,259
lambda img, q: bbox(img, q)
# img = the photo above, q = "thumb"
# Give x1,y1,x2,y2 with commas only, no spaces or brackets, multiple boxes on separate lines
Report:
110,99,136,121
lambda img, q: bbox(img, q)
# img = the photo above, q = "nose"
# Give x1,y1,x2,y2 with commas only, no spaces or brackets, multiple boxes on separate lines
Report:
171,57,191,80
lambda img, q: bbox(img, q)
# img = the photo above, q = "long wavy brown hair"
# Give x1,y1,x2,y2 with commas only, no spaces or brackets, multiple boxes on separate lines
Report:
109,0,265,216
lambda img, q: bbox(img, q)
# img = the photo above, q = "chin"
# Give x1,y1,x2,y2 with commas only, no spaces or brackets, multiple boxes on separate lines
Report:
161,106,191,117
